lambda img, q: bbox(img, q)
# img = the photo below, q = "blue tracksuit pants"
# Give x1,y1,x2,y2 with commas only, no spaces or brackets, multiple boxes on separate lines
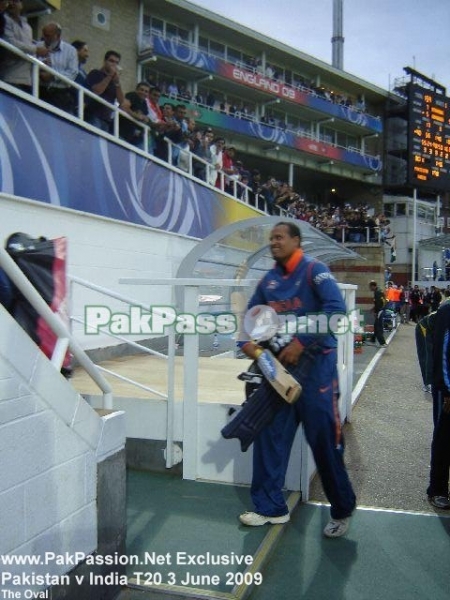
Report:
251,348,356,520
427,388,450,497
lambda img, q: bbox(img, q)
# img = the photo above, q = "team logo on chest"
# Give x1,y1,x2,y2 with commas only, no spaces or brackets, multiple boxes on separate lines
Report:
266,279,278,290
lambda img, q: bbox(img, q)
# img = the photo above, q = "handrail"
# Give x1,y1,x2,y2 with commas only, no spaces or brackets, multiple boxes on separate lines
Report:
69,276,170,361
0,37,150,147
0,246,113,409
69,275,178,467
161,135,293,217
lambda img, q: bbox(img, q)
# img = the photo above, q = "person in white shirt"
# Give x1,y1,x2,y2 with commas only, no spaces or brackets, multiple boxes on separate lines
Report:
208,137,224,187
38,22,78,114
1,0,49,91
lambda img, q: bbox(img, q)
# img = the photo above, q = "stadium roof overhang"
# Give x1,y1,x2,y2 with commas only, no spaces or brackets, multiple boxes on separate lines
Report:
176,216,362,310
178,216,361,277
418,235,450,251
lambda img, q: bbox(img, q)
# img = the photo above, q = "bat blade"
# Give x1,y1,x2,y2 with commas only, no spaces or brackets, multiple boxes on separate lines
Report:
255,348,302,404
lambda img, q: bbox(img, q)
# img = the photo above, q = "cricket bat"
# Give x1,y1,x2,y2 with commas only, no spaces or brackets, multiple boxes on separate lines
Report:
230,264,302,404
253,347,302,404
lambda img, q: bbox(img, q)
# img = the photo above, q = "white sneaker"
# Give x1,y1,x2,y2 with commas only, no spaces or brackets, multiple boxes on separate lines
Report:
239,511,290,526
323,517,350,538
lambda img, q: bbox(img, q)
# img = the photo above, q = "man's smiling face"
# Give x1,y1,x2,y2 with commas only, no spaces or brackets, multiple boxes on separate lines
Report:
269,224,300,265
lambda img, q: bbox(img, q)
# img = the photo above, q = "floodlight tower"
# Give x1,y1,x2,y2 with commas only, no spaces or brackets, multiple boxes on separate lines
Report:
332,0,344,70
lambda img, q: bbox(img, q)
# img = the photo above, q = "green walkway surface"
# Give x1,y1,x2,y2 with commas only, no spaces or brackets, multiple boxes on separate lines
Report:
122,470,450,600
249,503,450,600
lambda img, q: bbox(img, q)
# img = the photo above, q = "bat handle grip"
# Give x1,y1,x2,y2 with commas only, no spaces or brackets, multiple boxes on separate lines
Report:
253,347,264,359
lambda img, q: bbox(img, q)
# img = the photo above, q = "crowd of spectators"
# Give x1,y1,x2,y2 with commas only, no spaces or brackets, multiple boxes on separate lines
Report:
148,26,369,115
383,279,450,326
152,79,360,142
0,12,383,242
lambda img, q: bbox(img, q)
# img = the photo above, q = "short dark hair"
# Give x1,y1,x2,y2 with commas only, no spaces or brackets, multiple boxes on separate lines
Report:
274,221,302,244
72,40,87,51
104,50,121,62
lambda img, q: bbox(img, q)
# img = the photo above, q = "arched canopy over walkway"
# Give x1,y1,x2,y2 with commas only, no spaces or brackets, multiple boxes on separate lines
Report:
177,216,361,307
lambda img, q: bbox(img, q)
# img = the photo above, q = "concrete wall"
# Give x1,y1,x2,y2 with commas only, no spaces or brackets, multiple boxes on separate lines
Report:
332,244,385,312
0,304,126,597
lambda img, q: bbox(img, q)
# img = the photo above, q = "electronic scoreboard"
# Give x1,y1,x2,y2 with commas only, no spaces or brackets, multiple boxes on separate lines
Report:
408,84,450,191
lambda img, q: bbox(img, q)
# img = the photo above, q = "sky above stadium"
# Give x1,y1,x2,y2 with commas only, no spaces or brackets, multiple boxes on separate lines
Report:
190,0,450,93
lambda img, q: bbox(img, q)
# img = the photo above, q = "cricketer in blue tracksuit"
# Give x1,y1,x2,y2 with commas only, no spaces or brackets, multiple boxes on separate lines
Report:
240,222,356,521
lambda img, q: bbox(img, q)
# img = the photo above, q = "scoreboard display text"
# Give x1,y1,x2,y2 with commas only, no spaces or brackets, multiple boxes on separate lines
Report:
408,84,450,191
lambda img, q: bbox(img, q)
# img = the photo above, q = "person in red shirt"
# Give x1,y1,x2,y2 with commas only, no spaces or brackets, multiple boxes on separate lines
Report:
221,146,239,193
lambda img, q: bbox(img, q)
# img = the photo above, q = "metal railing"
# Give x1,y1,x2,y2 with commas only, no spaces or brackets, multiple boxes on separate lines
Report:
0,37,151,144
68,275,178,468
0,246,113,409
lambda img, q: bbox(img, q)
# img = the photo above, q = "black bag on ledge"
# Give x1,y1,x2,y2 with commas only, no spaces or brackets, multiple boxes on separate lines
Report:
6,232,73,377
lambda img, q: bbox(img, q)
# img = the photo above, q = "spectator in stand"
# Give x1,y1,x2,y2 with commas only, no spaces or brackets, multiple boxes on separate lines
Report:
167,81,178,99
237,171,251,201
38,22,78,115
119,81,151,149
71,40,89,86
275,183,300,211
85,50,124,132
260,176,279,215
234,160,245,179
206,91,216,110
221,146,240,193
355,94,366,112
153,101,180,161
170,104,189,167
193,92,204,105
178,117,197,173
366,213,378,241
192,128,213,181
348,211,365,242
228,103,237,117
146,86,166,154
208,137,224,186
1,0,49,92
321,213,336,238
249,169,262,208
178,85,191,102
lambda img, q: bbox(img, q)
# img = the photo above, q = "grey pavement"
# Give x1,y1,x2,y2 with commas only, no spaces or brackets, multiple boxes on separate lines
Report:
309,321,437,514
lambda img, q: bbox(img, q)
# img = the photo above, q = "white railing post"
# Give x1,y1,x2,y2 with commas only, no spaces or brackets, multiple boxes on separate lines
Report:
181,285,200,479
0,247,113,409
